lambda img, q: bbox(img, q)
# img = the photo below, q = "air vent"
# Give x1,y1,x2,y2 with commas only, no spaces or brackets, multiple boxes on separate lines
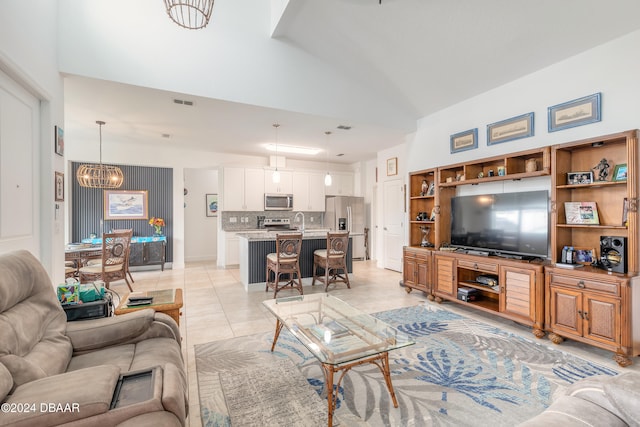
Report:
336,125,351,130
173,98,194,106
336,153,344,157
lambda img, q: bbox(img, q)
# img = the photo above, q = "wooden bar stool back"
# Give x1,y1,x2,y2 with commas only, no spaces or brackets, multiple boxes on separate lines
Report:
312,231,350,291
265,233,303,298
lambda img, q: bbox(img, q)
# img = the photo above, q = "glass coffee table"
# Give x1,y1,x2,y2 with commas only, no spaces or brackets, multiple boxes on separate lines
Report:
263,294,414,427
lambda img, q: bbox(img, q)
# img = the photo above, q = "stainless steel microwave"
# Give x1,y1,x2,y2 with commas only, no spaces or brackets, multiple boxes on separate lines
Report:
264,193,294,210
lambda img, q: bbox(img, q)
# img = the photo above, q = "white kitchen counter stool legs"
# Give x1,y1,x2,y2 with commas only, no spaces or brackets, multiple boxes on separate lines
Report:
265,233,303,298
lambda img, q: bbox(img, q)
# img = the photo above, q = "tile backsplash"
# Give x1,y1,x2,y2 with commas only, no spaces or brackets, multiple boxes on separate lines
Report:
221,211,325,231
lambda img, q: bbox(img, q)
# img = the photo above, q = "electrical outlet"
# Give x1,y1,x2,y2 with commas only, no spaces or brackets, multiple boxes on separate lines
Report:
230,217,237,223
310,217,314,222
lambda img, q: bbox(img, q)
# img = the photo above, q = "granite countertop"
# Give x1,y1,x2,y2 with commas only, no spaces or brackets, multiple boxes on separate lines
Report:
237,229,362,241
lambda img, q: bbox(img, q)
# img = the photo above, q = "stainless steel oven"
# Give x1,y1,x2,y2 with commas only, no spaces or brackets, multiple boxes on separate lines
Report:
264,193,294,210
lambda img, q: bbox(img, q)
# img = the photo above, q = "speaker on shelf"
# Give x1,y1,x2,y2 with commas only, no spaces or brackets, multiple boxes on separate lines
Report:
599,236,627,273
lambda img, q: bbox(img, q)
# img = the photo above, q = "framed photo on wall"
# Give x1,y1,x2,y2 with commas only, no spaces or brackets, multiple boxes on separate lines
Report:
54,126,64,156
104,190,149,220
206,193,218,217
487,112,534,145
386,157,398,176
548,93,601,132
450,128,478,153
54,172,64,201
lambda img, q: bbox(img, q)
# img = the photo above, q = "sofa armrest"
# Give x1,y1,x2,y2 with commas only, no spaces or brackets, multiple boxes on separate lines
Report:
66,309,180,353
0,365,120,427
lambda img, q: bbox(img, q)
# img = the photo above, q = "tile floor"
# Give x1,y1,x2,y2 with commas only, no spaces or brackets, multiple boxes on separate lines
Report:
107,260,639,427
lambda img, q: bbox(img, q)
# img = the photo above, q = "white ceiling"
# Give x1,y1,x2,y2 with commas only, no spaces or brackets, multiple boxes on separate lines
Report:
62,0,640,164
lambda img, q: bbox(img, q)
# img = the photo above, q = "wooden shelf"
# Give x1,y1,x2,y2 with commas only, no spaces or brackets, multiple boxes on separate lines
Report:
556,224,627,229
459,281,500,294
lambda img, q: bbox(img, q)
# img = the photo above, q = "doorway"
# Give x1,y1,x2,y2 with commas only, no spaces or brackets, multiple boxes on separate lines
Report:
382,178,404,272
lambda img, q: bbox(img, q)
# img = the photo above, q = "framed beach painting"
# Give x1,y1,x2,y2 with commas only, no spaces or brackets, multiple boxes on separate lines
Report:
548,93,601,132
450,128,478,153
104,190,149,220
487,112,534,145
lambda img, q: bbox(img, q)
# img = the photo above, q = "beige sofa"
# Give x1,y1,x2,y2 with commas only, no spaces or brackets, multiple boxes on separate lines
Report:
519,372,640,426
0,250,187,426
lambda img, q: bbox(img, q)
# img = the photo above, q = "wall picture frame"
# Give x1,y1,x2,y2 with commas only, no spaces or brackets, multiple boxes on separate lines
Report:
386,157,398,176
487,112,534,145
206,193,218,217
54,125,64,156
450,128,478,153
104,190,149,220
612,163,627,182
548,93,602,132
54,172,64,201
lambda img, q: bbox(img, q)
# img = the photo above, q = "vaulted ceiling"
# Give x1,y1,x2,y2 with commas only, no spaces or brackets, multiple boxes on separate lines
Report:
61,0,640,163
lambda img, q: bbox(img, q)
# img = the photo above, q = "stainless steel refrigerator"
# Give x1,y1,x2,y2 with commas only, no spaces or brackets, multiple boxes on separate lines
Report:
325,196,365,259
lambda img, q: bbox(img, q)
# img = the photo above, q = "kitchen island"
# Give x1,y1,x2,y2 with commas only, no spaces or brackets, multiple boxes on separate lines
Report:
237,230,353,290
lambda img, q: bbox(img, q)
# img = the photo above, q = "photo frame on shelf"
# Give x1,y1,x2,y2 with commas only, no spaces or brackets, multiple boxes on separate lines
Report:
574,247,596,265
54,172,64,202
104,190,148,220
564,201,599,225
54,125,64,156
567,171,594,185
622,197,629,226
487,112,534,145
612,163,627,182
206,193,218,217
450,128,478,153
426,181,435,196
386,157,398,176
548,92,602,132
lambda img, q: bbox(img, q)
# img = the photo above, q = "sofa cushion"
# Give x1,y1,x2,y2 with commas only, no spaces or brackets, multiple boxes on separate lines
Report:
67,344,136,373
0,362,12,401
604,372,640,426
0,251,72,388
0,365,120,427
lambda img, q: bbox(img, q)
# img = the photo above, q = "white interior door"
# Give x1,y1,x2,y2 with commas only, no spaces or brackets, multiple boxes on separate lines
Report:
383,179,404,272
0,70,40,256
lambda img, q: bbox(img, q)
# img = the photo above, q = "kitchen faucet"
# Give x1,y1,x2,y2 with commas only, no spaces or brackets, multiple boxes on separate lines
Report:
294,211,305,233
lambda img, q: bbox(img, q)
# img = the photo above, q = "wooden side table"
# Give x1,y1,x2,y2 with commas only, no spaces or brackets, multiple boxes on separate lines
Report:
115,288,183,325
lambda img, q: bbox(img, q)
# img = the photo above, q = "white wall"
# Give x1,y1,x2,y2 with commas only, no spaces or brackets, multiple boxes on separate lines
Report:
408,30,640,172
184,168,218,262
0,1,65,279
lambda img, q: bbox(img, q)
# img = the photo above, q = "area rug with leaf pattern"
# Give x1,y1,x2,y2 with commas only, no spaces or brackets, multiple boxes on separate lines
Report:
195,303,618,426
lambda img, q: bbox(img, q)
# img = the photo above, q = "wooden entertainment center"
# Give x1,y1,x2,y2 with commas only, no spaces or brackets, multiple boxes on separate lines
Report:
403,130,640,366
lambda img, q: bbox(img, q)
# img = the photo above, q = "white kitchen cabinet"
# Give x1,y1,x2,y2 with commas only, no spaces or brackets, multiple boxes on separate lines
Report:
225,232,239,266
325,172,354,196
264,170,293,194
293,172,326,211
222,167,265,211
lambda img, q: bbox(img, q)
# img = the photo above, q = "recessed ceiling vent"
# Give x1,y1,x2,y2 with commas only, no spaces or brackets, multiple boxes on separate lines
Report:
173,98,194,106
161,133,171,139
336,153,344,157
337,125,351,130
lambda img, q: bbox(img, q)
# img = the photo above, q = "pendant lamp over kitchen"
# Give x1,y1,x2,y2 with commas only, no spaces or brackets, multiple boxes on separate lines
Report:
324,131,332,186
272,123,281,184
76,121,124,189
164,0,214,30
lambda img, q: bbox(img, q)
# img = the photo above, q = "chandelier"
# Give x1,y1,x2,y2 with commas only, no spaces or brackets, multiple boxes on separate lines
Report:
76,121,124,189
164,0,214,30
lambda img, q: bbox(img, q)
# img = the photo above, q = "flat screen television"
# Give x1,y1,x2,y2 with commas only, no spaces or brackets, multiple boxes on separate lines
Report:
450,190,549,258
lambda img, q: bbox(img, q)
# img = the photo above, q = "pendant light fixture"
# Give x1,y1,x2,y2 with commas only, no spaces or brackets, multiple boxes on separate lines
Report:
164,0,215,30
272,123,281,184
324,131,332,186
76,121,124,189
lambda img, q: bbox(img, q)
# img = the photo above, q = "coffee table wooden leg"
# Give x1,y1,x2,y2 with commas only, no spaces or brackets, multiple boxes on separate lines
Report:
380,352,398,408
270,319,284,352
321,364,336,427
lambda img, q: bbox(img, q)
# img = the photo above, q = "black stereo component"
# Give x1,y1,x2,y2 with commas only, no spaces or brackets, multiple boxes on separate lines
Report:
599,236,627,274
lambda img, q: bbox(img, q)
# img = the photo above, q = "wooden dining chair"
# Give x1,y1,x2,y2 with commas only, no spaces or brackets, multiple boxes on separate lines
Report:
79,230,133,291
312,231,350,291
265,233,303,298
112,228,135,283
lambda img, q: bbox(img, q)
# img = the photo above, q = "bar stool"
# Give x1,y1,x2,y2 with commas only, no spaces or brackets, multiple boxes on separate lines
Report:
312,231,350,292
265,233,303,298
